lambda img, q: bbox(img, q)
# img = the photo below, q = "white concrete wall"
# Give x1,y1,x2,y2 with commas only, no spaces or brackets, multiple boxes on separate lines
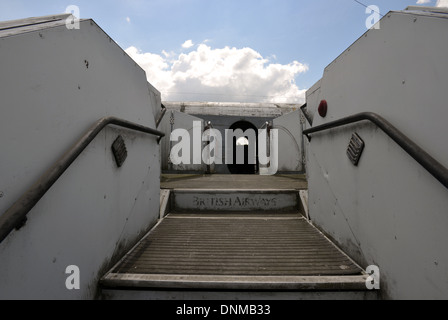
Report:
159,110,205,172
305,10,448,299
0,19,161,299
273,110,303,172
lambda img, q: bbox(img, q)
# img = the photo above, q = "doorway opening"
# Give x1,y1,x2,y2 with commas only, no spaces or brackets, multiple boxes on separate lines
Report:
227,121,259,174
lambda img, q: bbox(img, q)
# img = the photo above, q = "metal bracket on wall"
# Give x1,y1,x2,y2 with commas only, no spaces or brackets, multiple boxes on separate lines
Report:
347,133,365,166
112,135,128,167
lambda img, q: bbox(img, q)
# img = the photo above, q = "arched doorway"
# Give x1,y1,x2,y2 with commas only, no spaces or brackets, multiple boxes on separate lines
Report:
227,121,259,174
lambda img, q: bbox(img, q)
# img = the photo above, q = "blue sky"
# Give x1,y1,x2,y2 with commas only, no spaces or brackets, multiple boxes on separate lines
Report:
0,0,445,103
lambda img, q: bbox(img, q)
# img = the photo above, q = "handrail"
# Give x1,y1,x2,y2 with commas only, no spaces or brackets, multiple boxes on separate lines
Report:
155,104,167,128
0,116,165,243
302,112,448,190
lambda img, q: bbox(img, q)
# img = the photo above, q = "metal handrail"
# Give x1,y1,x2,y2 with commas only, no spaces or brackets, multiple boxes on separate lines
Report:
155,104,167,128
0,116,165,243
302,112,448,190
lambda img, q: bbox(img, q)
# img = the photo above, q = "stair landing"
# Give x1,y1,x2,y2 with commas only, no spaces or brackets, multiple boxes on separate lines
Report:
160,174,308,191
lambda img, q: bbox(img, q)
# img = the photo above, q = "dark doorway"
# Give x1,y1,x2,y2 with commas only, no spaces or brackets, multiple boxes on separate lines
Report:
227,121,259,174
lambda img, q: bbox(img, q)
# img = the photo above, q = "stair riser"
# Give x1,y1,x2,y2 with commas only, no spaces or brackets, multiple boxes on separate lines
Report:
171,190,299,213
101,289,378,300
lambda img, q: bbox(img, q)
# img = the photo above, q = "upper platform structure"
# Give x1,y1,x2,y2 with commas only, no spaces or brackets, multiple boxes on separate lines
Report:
159,102,306,174
404,5,448,14
162,102,299,118
0,13,73,35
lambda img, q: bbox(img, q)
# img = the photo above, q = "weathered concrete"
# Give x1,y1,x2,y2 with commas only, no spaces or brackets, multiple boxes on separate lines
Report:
273,110,304,172
305,8,448,299
0,16,161,299
100,215,373,300
161,174,307,190
101,289,378,300
161,103,304,174
158,110,206,172
163,102,300,118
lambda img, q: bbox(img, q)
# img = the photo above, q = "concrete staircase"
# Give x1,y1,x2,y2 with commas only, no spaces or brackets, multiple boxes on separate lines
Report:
99,178,377,300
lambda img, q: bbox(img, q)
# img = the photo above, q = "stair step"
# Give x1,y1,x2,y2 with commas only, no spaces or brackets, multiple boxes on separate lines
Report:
101,273,369,291
100,287,377,300
100,214,369,299
171,189,300,213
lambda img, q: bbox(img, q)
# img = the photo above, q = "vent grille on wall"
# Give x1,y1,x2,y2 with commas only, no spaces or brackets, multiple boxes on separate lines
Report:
347,133,365,166
112,135,128,167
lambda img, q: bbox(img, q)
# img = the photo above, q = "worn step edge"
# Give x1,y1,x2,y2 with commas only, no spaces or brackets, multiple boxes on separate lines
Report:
100,273,369,291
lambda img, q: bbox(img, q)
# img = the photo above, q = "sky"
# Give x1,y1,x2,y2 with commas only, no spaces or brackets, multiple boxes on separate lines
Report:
1,0,447,103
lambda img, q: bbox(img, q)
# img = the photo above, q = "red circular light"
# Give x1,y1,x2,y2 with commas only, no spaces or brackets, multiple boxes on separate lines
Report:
318,100,328,117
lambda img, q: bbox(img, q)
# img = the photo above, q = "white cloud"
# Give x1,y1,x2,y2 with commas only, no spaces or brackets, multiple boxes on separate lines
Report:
415,0,448,6
125,44,308,103
125,46,174,91
181,40,194,49
126,17,131,23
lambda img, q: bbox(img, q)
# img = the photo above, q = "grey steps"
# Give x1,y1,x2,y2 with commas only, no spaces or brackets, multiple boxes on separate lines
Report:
101,273,369,291
100,214,373,299
100,273,372,303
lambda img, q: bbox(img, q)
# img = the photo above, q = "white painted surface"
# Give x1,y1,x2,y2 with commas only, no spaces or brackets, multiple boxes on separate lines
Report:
0,18,161,299
159,189,171,219
305,10,448,299
148,82,163,122
0,13,71,30
299,190,309,220
159,110,205,172
273,110,303,172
